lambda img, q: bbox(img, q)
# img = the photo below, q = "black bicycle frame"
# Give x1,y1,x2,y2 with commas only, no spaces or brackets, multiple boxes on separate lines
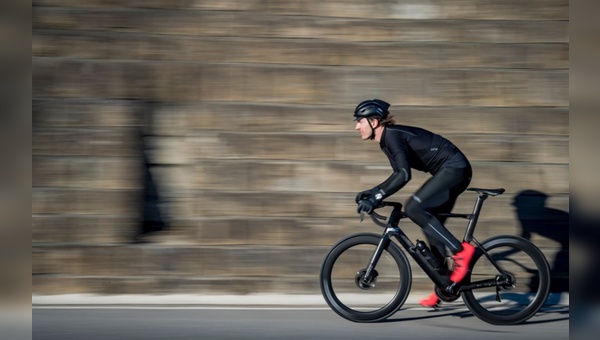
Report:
362,194,512,294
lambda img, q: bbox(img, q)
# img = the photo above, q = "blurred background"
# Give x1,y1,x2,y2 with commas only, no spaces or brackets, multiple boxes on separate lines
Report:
32,0,568,297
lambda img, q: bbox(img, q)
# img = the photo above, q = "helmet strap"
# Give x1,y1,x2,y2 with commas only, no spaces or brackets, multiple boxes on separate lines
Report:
367,119,377,140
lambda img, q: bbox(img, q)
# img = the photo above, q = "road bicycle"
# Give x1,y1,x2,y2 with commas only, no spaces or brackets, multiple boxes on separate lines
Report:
319,188,551,325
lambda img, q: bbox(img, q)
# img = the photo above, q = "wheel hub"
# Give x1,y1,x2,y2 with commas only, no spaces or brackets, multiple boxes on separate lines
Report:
355,269,378,290
497,272,516,290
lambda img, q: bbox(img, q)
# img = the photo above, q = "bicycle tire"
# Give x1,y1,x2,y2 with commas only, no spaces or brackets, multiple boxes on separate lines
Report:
320,233,412,322
462,235,551,325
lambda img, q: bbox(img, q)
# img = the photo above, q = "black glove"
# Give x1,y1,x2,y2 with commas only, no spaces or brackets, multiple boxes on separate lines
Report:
355,187,382,204
357,198,376,214
356,187,386,214
355,189,372,204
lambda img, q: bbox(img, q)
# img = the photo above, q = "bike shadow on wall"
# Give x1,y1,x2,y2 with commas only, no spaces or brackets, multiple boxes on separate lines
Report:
512,190,569,298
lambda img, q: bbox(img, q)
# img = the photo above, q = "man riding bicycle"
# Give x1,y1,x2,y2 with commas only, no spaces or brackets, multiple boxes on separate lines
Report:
353,99,475,308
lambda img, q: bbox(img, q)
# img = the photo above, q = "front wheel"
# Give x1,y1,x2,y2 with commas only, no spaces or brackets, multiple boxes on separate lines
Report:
462,235,551,325
320,233,412,322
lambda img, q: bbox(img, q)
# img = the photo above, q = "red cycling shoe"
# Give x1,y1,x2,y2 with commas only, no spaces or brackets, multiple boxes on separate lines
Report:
450,242,475,283
419,292,440,308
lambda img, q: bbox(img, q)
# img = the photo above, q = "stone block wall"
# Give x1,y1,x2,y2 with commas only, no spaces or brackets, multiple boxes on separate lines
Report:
33,0,569,295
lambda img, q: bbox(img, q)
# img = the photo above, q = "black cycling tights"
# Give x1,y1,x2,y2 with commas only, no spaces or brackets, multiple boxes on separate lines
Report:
404,166,472,260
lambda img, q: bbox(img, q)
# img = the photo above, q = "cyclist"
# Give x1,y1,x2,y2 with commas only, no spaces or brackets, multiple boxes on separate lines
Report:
353,99,475,308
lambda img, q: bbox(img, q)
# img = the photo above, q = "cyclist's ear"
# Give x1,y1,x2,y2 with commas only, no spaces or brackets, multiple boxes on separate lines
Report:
369,118,381,128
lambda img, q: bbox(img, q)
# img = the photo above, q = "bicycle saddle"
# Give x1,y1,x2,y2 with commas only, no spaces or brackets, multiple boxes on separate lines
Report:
467,188,505,196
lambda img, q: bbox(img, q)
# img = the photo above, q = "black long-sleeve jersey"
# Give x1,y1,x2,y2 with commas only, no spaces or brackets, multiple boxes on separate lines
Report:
376,124,470,196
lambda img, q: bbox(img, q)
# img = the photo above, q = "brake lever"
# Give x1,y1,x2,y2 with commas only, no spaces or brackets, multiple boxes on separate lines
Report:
358,209,386,223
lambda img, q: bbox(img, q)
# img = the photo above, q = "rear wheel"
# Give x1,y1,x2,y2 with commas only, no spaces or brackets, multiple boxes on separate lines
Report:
320,233,412,322
462,236,551,325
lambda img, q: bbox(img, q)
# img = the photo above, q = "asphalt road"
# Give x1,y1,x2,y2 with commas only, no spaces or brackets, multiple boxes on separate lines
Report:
33,304,569,340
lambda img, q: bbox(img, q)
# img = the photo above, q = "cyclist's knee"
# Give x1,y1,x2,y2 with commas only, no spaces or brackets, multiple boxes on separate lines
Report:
405,195,424,220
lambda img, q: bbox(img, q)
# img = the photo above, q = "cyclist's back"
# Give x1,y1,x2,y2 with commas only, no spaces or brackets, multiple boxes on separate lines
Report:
380,124,470,175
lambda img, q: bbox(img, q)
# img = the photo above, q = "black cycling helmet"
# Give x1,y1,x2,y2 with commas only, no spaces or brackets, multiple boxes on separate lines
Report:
353,99,391,121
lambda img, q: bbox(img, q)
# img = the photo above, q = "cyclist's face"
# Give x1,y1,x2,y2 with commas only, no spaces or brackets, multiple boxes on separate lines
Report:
355,118,374,140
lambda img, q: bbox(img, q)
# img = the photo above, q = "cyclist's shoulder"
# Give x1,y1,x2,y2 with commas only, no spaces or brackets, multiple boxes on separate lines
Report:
385,124,430,138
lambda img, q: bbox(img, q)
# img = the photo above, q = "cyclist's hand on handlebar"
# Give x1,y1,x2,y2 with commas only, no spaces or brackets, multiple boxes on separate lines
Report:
355,190,371,204
357,199,374,214
355,187,383,204
357,198,379,214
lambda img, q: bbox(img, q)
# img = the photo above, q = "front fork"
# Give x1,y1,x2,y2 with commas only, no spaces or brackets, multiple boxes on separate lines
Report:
359,227,395,286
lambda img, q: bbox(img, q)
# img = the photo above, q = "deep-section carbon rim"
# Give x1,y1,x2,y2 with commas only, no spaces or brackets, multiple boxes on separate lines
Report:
462,235,551,325
320,233,412,322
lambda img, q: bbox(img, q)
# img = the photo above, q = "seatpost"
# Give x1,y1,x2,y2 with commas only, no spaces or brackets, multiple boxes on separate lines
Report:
463,194,488,242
